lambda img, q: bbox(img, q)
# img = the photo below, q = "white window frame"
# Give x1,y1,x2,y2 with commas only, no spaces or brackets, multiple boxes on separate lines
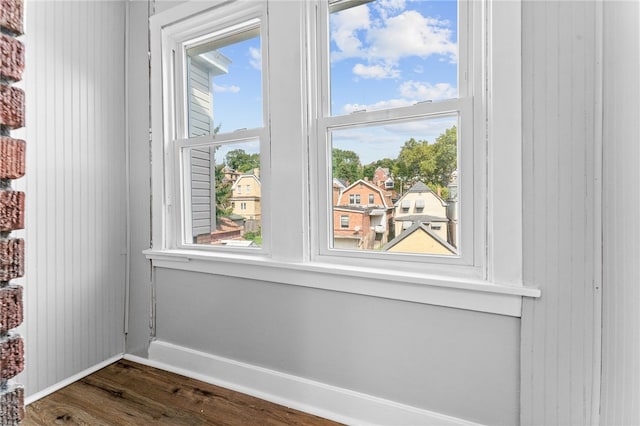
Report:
145,0,540,318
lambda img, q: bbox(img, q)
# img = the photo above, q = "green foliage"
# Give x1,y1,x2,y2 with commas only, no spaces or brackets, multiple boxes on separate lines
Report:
332,148,362,184
225,149,260,173
214,163,233,223
392,126,457,192
362,158,397,181
244,230,262,245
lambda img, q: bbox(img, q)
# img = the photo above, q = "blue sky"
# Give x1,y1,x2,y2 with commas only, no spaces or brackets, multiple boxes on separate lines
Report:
202,0,458,164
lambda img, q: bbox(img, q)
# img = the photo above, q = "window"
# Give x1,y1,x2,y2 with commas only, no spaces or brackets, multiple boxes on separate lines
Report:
148,0,533,315
156,2,268,248
340,215,349,229
318,0,470,260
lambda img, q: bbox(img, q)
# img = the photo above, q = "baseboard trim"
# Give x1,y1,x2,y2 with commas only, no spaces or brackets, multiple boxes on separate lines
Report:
25,353,124,406
135,340,480,426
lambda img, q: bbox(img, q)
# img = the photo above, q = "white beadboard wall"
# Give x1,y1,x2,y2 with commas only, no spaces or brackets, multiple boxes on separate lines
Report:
600,1,640,424
520,1,601,425
15,0,127,398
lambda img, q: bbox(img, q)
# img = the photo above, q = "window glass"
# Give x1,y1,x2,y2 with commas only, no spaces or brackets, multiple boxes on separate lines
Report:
186,21,262,136
182,139,262,247
330,115,458,255
329,0,458,116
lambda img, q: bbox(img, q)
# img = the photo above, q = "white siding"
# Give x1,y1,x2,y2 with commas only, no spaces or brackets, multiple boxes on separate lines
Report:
520,2,601,425
601,1,640,424
15,0,126,398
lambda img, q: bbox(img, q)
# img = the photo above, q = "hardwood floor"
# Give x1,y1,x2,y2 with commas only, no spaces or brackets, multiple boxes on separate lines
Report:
23,359,342,425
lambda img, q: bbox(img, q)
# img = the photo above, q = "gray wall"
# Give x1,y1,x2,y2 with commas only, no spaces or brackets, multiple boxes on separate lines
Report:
126,0,186,357
155,269,520,425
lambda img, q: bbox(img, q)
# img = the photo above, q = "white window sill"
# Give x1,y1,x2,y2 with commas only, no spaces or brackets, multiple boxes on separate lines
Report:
143,249,540,317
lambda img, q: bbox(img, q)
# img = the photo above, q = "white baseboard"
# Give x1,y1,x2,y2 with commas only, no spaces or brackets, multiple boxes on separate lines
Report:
25,353,124,406
133,340,481,426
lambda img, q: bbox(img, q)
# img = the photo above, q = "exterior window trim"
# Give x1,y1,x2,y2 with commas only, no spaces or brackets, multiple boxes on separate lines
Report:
146,0,539,318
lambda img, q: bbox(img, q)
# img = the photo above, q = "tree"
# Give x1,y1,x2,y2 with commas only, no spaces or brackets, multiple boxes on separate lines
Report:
332,148,362,184
431,126,457,188
392,126,457,191
362,158,397,181
394,137,432,185
214,163,233,223
225,149,260,173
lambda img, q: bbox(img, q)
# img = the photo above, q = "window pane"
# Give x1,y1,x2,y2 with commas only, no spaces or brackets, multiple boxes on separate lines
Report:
330,116,458,255
183,139,262,247
329,0,458,116
186,21,262,136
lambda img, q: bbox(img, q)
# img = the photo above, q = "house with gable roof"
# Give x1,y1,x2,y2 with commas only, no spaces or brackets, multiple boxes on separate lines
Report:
229,172,261,221
333,179,393,249
392,181,454,248
383,222,457,255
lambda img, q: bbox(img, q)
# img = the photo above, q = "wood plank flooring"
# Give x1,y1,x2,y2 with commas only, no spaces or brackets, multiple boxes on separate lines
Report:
23,359,342,425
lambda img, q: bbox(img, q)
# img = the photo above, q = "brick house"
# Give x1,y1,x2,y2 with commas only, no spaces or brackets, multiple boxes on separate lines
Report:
333,179,393,248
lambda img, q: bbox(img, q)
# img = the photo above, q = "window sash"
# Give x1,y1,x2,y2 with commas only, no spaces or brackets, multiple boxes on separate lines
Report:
164,2,271,253
310,0,479,272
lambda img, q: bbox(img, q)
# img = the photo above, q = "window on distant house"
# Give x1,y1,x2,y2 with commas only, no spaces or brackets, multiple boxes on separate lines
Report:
368,194,374,205
340,215,349,229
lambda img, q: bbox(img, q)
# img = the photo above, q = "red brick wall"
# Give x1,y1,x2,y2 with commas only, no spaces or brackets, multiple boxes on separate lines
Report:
0,0,25,421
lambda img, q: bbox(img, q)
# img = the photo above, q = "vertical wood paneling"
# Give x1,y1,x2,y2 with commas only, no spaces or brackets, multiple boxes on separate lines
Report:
520,1,600,425
17,0,127,399
601,2,640,424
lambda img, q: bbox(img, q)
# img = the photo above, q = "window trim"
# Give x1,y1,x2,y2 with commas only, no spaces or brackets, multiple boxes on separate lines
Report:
147,0,538,318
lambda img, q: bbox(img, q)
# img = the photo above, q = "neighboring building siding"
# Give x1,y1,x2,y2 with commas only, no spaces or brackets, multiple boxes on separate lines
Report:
393,184,449,241
230,174,261,220
337,180,388,208
187,59,215,240
386,227,453,255
189,147,215,238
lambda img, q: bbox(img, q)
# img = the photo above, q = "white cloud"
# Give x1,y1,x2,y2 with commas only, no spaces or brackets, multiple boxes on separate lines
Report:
367,11,457,63
213,83,240,93
249,47,261,70
331,5,371,60
331,5,457,65
374,0,406,19
352,63,400,79
399,81,457,101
